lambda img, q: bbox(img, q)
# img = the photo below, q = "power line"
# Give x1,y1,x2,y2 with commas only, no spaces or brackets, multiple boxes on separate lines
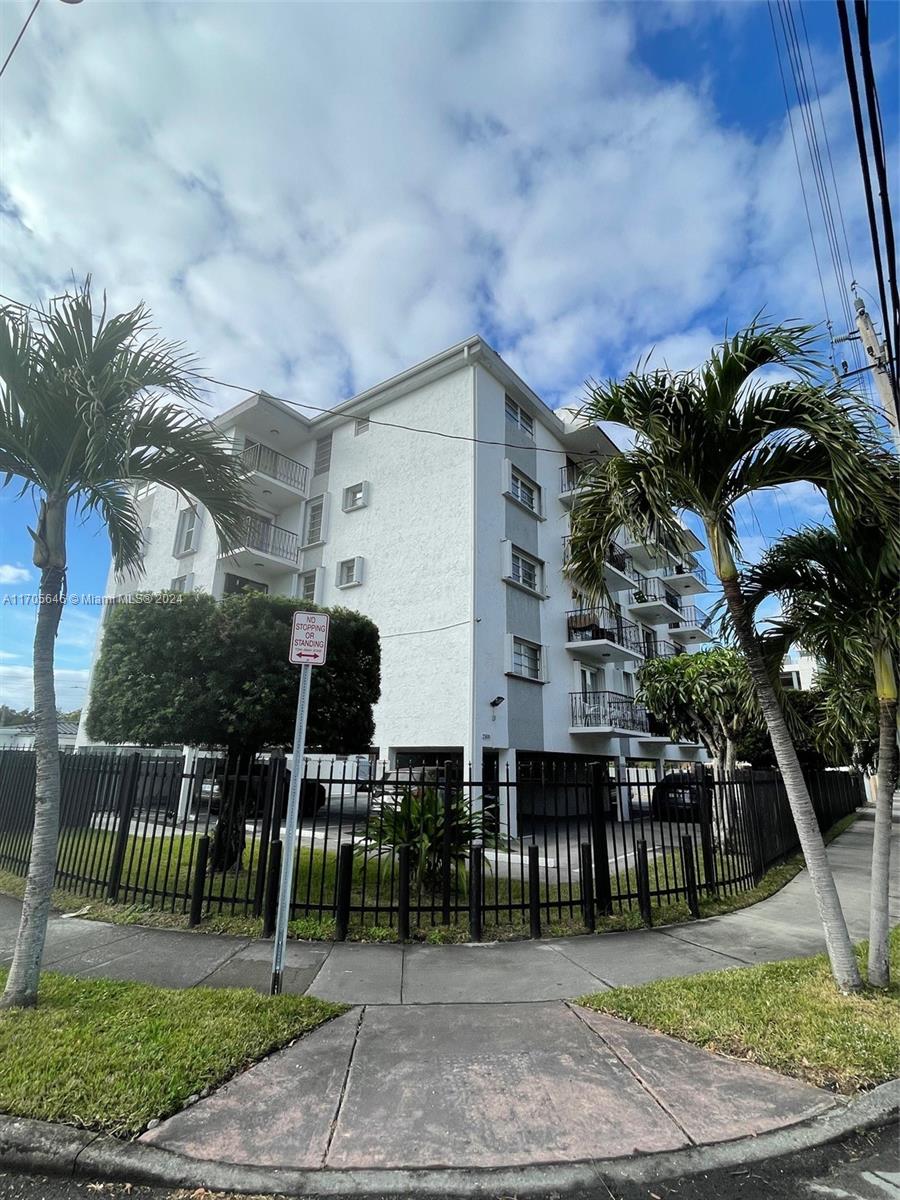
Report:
0,292,604,459
767,3,835,355
0,0,40,81
836,0,899,403
381,619,471,639
852,0,900,399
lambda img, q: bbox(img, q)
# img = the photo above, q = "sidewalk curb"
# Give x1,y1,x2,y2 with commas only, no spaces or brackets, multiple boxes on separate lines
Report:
1,1079,896,1197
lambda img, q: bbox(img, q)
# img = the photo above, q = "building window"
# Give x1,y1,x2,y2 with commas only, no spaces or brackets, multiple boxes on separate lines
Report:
354,416,369,436
342,481,368,512
299,570,317,602
314,434,332,475
512,637,542,681
337,557,363,588
304,496,325,545
510,548,542,593
510,467,540,514
173,507,199,556
223,573,268,596
505,395,534,437
170,574,192,593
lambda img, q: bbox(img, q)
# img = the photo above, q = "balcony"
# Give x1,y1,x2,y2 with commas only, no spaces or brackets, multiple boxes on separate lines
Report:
219,516,301,573
642,637,683,660
561,538,636,592
569,691,651,734
559,463,589,506
669,604,714,645
659,557,709,598
565,608,643,664
241,442,309,507
627,575,683,624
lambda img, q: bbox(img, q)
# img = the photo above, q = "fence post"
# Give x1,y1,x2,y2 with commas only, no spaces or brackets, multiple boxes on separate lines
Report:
528,843,542,939
398,844,410,941
253,757,282,917
697,764,717,896
589,763,613,916
579,842,596,932
189,834,210,927
263,839,283,938
635,839,652,927
680,835,700,919
468,844,483,942
744,770,765,881
106,752,141,903
335,842,354,942
441,760,453,925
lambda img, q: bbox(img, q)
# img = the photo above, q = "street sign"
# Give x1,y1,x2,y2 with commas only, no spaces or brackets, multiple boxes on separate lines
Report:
289,610,330,666
271,610,330,994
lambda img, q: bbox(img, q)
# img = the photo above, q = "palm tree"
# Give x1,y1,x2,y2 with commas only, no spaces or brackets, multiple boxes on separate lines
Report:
567,319,894,994
0,282,249,1009
742,512,899,987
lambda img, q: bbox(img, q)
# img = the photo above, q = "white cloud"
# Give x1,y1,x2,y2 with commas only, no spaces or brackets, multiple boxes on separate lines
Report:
0,565,31,585
0,664,89,711
0,0,884,420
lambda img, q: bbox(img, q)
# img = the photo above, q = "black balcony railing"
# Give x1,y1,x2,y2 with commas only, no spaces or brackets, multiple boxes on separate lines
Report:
671,604,712,631
561,538,636,579
631,574,683,611
225,516,300,563
642,638,683,660
241,442,309,493
660,558,708,586
566,607,641,651
569,690,651,733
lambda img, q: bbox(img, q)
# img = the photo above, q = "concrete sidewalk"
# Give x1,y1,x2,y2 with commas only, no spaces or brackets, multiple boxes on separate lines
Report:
140,1001,838,1171
1,820,897,1191
0,821,895,1004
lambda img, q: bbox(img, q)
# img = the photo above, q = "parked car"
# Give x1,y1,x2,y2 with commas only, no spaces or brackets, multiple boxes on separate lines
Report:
651,771,705,820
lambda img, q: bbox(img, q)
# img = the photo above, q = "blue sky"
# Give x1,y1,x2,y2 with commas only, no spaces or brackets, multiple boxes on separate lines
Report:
0,0,896,711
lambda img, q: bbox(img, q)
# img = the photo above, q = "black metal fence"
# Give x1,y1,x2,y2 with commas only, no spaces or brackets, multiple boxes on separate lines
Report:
0,749,863,939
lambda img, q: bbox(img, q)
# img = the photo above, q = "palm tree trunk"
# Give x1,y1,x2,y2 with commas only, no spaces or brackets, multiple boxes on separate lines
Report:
868,642,898,988
720,575,862,993
1,499,67,1009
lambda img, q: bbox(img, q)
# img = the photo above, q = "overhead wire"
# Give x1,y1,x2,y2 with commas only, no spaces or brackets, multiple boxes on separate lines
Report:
771,1,871,407
0,0,40,81
836,0,899,401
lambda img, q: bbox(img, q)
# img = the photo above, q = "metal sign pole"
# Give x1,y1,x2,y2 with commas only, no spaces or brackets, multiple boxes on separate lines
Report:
270,662,312,995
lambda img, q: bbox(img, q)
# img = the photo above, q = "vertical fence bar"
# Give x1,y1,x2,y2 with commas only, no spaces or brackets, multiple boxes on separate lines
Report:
579,842,596,932
528,843,541,939
468,844,483,942
253,757,281,918
698,765,717,896
106,753,141,903
635,839,652,926
398,844,410,942
263,839,283,938
590,763,613,916
335,842,353,942
188,834,210,927
441,761,453,926
680,834,700,919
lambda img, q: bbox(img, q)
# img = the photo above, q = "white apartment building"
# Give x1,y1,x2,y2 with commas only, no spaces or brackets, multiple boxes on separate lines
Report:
79,336,711,789
780,651,819,692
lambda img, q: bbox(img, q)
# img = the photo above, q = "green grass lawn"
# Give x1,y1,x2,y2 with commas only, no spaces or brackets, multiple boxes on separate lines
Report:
577,927,900,1093
0,968,346,1135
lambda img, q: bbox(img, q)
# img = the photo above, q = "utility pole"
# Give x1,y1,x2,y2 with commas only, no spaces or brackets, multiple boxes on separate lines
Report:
834,298,900,453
